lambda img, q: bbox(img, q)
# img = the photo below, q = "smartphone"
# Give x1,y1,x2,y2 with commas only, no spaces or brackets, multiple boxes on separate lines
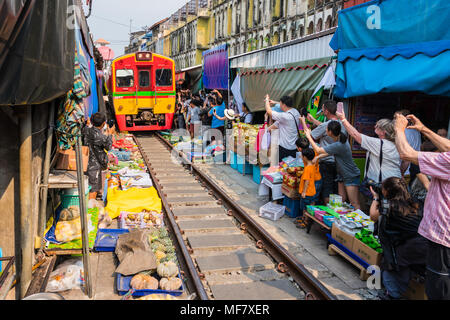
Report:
337,102,344,113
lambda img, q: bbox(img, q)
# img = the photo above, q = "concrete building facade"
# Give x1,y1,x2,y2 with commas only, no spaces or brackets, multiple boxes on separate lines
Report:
209,0,343,57
125,0,344,71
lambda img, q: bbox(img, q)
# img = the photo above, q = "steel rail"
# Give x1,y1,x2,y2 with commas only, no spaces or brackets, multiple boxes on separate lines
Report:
155,132,337,301
133,134,209,301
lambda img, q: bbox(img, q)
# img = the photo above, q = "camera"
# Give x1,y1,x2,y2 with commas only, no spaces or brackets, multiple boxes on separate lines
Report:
300,107,308,117
366,178,382,196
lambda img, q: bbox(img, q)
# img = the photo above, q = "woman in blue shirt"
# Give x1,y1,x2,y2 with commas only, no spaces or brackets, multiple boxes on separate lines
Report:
208,91,226,136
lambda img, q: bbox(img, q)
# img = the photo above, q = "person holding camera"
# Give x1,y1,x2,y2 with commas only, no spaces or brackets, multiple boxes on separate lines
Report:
394,113,450,300
369,177,427,300
265,95,301,163
336,109,401,211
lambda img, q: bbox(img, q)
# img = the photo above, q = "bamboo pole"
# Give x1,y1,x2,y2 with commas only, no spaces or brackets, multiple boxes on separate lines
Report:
75,137,92,298
17,106,33,299
37,101,55,245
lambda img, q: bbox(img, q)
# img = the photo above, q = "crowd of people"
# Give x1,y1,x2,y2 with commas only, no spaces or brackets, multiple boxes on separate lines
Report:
262,97,449,300
174,89,254,142
162,85,449,300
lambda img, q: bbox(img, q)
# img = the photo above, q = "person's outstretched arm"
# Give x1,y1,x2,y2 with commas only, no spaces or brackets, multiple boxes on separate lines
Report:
265,95,273,118
302,118,327,155
213,109,226,121
336,110,362,145
394,114,419,165
306,113,323,127
406,114,450,152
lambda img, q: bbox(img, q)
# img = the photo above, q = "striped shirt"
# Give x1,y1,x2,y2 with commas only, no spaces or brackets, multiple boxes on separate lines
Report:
417,152,450,248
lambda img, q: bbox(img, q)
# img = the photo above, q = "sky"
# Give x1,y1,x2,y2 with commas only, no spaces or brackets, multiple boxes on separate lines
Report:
85,0,189,57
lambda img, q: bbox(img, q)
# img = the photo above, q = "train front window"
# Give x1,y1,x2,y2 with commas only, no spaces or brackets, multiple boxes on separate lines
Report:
156,69,173,87
139,70,150,88
116,69,134,88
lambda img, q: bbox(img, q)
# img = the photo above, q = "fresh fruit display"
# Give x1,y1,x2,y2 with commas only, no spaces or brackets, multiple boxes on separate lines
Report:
141,210,163,228
130,274,159,290
157,261,179,278
159,277,182,291
148,227,177,264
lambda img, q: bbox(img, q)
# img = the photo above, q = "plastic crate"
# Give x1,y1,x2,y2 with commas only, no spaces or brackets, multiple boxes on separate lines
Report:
116,272,184,297
282,196,301,218
259,202,285,221
236,154,252,175
230,151,238,169
94,229,129,252
60,186,91,209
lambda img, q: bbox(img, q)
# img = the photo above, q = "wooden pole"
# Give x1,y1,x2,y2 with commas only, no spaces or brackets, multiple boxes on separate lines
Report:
17,106,33,299
37,102,55,246
75,137,92,298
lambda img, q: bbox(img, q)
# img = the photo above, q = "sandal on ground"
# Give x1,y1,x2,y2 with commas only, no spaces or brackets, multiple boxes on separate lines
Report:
294,217,308,229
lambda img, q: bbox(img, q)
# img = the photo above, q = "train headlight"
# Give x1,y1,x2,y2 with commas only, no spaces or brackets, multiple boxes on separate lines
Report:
136,52,152,61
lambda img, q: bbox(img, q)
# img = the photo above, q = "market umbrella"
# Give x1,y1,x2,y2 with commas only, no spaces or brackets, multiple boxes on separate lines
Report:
95,38,110,46
98,46,115,61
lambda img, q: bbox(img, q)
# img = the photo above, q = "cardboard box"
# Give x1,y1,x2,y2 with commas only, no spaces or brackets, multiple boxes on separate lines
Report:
404,278,428,300
281,183,300,199
351,237,382,266
331,224,355,249
55,147,89,172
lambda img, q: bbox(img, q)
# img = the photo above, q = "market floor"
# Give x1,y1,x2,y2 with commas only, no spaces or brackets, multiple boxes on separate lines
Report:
194,162,379,300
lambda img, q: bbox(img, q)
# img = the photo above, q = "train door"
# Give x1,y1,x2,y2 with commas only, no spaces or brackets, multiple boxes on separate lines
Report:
135,65,156,125
137,66,152,108
154,63,175,115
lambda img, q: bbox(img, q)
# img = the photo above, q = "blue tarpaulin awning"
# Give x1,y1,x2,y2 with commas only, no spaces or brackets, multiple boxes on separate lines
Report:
330,0,450,98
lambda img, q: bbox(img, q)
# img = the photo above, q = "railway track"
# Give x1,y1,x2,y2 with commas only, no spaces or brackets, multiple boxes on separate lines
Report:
133,133,337,301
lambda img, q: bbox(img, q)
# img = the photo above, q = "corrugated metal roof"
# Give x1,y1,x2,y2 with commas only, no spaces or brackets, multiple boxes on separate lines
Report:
230,31,336,69
267,34,335,66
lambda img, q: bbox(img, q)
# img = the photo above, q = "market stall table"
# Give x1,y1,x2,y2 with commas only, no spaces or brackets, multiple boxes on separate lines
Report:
304,211,331,234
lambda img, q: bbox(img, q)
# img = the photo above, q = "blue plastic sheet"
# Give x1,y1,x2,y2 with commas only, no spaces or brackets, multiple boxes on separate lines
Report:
331,0,450,98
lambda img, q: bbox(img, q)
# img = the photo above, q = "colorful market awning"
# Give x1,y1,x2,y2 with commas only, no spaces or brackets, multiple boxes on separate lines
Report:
239,57,332,112
202,44,229,90
330,0,450,98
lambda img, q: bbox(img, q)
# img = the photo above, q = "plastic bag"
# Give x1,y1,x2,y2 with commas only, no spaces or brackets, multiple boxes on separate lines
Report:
46,258,84,292
261,127,271,151
54,215,93,243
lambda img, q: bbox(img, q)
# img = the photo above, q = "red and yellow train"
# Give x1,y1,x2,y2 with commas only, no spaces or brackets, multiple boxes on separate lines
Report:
107,52,176,132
